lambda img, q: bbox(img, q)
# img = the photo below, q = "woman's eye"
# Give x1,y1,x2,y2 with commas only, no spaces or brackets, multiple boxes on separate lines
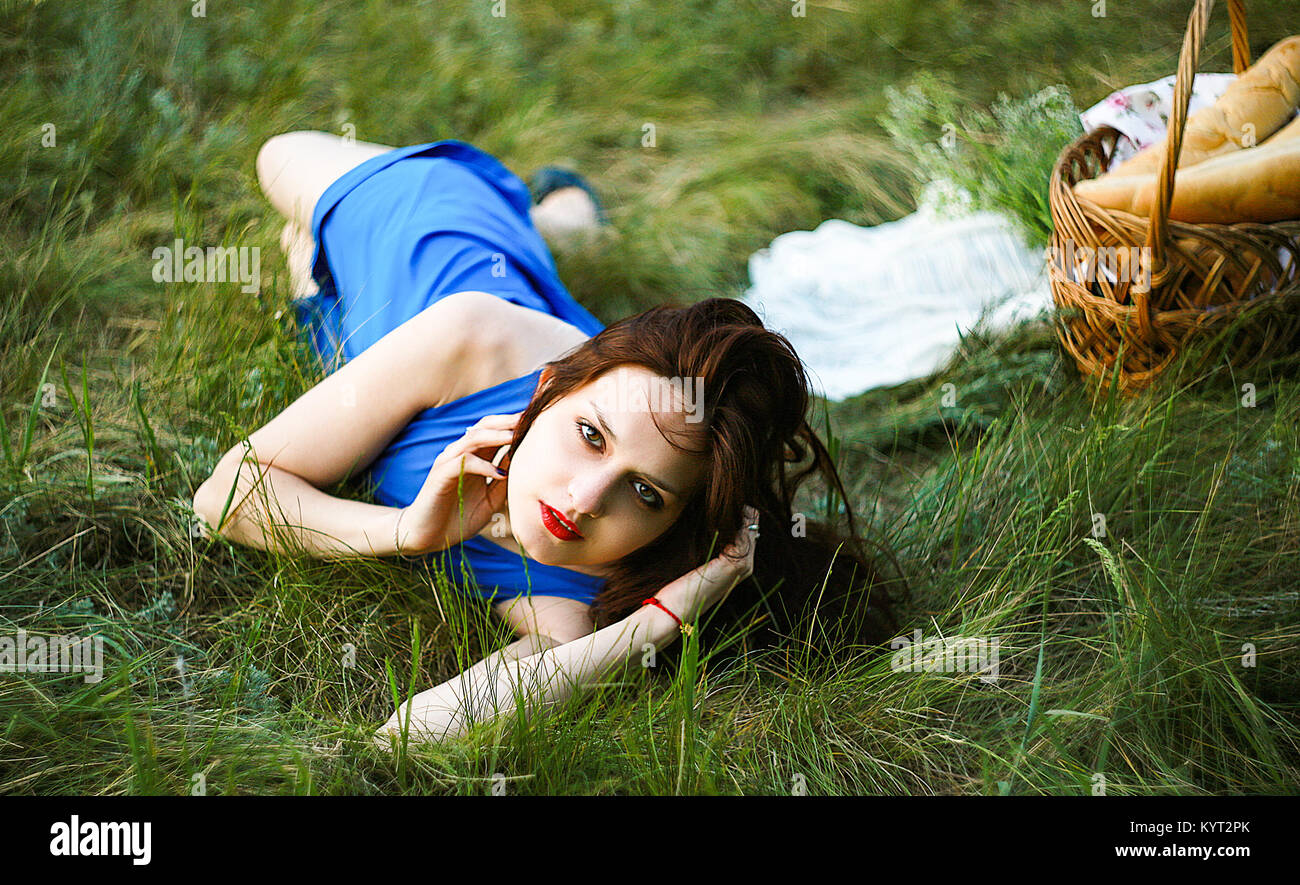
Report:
576,420,601,446
634,481,662,508
576,420,663,509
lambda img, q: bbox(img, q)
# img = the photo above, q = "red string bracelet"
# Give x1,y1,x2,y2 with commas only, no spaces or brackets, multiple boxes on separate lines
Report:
641,597,693,636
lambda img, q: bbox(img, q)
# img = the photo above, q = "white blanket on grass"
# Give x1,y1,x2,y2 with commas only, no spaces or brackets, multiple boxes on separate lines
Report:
740,73,1235,401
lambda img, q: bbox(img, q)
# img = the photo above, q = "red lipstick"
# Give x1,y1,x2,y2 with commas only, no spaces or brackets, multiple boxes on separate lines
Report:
540,502,583,540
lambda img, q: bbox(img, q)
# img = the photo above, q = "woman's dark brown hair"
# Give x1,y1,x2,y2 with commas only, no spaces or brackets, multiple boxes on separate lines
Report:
505,298,906,663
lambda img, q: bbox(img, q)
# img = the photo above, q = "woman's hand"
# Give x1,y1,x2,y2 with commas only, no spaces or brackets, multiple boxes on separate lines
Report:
396,412,520,555
658,505,760,623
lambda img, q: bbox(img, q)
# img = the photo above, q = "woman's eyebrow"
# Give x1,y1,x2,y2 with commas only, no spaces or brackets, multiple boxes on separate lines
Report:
590,400,680,497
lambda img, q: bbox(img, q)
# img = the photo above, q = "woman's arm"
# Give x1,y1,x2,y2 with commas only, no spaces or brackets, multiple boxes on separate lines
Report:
374,510,760,746
375,602,681,745
192,449,406,559
193,411,514,560
191,292,504,559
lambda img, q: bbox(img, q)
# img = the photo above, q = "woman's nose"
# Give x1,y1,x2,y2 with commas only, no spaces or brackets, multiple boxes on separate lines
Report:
568,468,614,517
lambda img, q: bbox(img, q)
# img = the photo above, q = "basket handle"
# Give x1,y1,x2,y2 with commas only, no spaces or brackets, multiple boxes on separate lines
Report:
1145,0,1251,294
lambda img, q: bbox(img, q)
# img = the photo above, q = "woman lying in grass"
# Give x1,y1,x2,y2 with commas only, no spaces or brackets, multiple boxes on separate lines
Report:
192,131,901,747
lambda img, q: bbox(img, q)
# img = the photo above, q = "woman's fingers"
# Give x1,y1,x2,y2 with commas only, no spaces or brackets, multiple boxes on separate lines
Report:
472,412,524,429
723,507,760,560
437,427,516,463
437,452,507,482
460,423,518,444
431,413,522,475
666,511,760,620
438,413,520,453
705,513,760,582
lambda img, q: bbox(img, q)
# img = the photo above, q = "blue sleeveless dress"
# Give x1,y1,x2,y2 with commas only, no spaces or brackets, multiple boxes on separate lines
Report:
292,139,607,606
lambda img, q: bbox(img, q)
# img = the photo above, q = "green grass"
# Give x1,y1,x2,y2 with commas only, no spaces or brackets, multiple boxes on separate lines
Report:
2,0,1298,794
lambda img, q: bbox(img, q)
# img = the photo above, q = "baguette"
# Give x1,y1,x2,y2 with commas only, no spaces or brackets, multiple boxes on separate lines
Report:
1258,109,1300,145
1105,35,1300,177
1073,134,1300,224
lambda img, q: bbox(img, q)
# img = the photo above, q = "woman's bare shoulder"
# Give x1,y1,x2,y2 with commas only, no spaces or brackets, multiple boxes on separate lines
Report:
416,291,592,408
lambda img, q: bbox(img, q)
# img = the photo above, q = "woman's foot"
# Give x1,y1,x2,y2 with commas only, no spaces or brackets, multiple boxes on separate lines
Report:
527,166,609,250
530,186,602,247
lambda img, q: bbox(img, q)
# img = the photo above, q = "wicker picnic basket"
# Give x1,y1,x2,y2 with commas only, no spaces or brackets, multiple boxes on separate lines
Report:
1048,0,1300,394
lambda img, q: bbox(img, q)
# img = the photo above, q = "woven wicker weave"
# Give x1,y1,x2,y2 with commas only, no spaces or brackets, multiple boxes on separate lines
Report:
1048,0,1300,393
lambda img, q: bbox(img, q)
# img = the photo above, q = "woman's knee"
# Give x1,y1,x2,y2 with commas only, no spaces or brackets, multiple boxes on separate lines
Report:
255,131,331,194
255,130,395,226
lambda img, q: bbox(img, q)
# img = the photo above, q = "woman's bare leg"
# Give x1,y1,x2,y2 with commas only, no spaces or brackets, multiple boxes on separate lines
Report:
257,131,604,297
258,129,603,240
257,131,394,299
279,218,318,298
256,130,395,231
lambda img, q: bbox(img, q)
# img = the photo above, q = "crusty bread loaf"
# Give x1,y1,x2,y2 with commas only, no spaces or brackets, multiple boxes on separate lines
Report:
1259,109,1300,145
1074,134,1300,224
1074,172,1158,212
1105,35,1300,177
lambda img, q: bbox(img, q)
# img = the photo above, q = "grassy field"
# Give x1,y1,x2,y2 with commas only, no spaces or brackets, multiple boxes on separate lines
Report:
2,0,1298,795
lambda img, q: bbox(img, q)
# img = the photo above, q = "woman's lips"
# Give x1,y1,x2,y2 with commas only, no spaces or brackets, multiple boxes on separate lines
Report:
540,502,583,540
